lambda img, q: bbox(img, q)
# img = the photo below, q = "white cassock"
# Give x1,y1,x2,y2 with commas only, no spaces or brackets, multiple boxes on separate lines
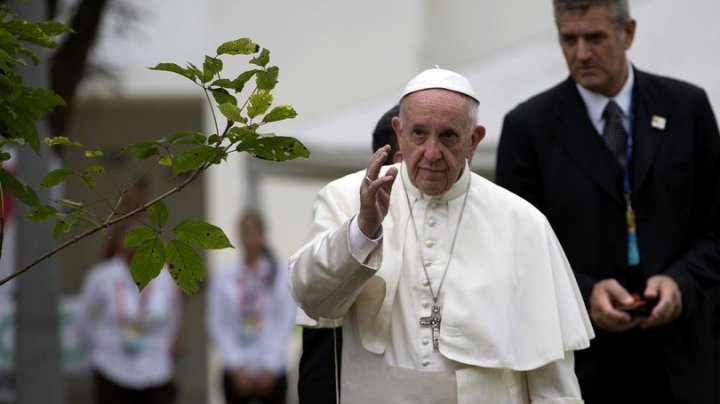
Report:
290,162,594,404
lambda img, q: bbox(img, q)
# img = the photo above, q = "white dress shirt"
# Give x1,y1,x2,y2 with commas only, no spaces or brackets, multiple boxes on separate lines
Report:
576,62,635,135
76,256,181,389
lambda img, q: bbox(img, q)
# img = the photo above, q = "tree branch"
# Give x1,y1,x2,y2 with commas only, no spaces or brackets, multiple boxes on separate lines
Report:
0,159,210,287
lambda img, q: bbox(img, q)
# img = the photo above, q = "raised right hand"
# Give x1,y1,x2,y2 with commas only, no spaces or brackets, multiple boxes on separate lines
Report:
357,145,398,238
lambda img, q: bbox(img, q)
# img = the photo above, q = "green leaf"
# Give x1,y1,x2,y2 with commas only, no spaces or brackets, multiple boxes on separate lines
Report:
83,165,104,175
79,164,104,188
250,48,270,67
172,145,219,176
236,135,311,162
218,103,245,122
168,131,205,146
165,239,204,295
52,220,67,239
17,47,38,66
76,213,101,230
203,55,222,82
0,152,11,162
210,78,235,89
210,88,236,106
247,90,273,119
40,167,74,188
0,137,25,147
13,87,65,119
148,201,169,228
130,239,166,291
25,204,57,222
0,111,39,152
231,70,258,93
57,199,85,210
121,140,162,160
0,168,39,206
44,136,82,147
207,134,221,145
216,38,258,56
172,219,233,249
56,211,80,230
0,29,20,48
84,149,103,158
262,105,298,123
124,226,158,248
5,19,55,48
79,174,95,187
38,21,72,37
186,62,203,82
256,66,279,91
158,155,173,166
149,63,196,82
227,126,257,143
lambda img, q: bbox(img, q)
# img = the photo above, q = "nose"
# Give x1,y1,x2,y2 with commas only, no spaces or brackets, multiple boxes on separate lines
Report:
576,39,592,62
424,137,442,162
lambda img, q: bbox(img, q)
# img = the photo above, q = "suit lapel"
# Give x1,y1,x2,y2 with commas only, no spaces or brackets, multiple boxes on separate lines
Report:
631,69,662,195
553,78,624,204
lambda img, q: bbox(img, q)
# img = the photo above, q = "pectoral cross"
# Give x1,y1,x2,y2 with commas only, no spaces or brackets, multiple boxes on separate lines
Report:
419,304,441,351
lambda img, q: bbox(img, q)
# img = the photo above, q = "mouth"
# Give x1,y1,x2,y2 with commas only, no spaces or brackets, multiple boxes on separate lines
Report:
576,65,599,75
418,167,446,176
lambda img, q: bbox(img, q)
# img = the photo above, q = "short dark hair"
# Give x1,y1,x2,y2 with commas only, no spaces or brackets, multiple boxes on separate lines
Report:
553,0,630,31
371,104,400,155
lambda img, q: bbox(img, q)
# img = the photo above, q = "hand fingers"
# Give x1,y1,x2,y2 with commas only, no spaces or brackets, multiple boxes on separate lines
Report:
365,145,391,182
357,167,398,238
639,278,682,328
590,279,639,332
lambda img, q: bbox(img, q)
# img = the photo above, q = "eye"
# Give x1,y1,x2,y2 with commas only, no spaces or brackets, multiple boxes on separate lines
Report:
411,128,427,142
586,32,606,44
439,130,460,146
560,34,577,46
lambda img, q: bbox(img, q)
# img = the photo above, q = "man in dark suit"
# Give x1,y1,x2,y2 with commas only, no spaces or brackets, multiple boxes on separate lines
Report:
495,0,720,403
297,105,401,404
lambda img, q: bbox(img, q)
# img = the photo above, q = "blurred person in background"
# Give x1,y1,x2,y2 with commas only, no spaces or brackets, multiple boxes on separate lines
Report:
76,216,183,404
207,210,296,404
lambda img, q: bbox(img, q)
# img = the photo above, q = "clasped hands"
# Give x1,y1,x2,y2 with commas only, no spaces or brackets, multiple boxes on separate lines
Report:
589,274,682,333
232,368,276,396
358,145,398,238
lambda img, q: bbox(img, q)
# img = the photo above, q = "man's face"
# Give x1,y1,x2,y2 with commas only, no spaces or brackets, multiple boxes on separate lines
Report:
392,89,484,196
557,5,635,96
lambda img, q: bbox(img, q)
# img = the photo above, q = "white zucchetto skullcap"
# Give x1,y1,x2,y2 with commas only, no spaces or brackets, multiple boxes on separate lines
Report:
400,67,479,103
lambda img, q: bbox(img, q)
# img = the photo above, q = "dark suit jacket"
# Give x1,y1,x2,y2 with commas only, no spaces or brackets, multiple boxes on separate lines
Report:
496,68,720,403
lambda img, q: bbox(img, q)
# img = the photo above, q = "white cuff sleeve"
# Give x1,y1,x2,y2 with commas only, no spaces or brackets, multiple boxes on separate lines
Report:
349,214,382,264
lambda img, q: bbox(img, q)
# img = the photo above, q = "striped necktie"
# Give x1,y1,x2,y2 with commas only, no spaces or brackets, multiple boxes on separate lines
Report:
602,100,627,169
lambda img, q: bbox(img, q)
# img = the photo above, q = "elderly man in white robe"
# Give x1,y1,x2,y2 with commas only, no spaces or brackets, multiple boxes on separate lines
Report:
289,68,594,403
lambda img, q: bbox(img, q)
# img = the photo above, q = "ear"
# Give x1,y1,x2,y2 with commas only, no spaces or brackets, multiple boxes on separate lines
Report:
468,125,485,158
623,18,637,50
391,116,402,137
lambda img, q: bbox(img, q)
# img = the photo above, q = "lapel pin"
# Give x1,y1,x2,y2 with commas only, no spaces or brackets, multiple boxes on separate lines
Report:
651,115,666,130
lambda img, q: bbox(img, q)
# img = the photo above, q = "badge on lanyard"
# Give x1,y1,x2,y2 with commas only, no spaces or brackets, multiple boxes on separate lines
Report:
117,280,150,356
625,196,640,266
237,270,267,346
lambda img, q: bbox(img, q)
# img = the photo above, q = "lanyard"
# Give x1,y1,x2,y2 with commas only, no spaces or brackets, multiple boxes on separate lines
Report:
115,278,151,325
622,101,640,266
237,268,269,318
